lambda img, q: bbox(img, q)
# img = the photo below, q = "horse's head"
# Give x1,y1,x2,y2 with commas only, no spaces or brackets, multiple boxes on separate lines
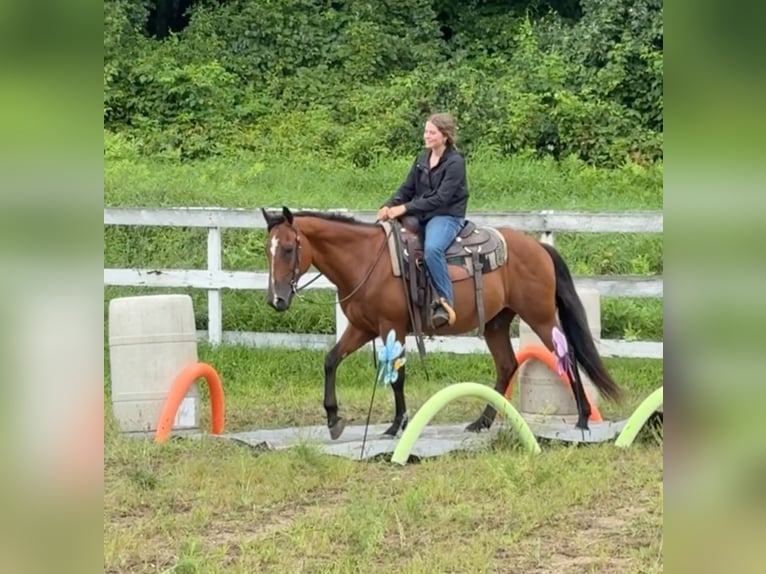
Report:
261,206,309,311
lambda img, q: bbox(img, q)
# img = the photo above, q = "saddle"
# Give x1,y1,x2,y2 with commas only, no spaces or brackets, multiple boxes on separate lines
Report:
380,216,508,349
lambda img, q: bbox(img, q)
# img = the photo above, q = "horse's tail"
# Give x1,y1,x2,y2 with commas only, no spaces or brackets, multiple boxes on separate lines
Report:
540,243,623,402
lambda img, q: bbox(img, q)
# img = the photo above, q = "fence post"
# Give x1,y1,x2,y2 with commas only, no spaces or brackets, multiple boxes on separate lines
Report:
207,227,223,345
540,209,555,246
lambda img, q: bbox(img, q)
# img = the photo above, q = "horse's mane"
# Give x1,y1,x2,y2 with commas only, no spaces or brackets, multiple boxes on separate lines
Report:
266,209,379,230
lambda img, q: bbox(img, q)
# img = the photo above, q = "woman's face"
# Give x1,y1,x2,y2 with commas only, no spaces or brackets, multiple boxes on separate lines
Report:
423,121,446,150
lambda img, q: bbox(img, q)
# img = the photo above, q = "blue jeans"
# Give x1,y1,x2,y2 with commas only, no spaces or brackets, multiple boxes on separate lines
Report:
423,215,465,307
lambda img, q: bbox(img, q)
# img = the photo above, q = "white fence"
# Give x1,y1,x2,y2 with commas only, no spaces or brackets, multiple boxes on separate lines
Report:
104,207,663,359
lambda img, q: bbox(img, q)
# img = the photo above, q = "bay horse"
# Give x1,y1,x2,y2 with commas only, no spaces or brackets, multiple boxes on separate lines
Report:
261,206,622,440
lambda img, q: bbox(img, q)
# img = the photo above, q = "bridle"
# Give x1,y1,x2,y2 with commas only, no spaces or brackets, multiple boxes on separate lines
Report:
280,220,392,305
286,223,304,295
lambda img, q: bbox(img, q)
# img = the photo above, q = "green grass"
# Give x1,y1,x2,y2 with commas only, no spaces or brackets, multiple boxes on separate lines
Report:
104,154,663,211
104,345,663,574
104,435,662,573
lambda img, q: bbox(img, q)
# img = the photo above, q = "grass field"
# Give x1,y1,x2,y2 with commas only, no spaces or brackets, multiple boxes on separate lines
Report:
104,433,662,573
104,346,663,574
104,154,663,573
103,151,663,211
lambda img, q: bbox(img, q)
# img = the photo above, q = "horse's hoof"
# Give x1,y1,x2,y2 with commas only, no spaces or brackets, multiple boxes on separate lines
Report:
575,417,590,432
328,418,346,440
383,412,409,437
465,418,490,433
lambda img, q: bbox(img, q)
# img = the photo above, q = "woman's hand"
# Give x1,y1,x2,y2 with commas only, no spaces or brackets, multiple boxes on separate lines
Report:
376,206,390,221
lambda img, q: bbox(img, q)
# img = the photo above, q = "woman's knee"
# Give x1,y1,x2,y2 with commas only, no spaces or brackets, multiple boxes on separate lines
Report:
424,243,445,260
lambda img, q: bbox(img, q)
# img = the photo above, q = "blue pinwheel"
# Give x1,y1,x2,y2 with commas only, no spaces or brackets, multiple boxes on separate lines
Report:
376,329,406,385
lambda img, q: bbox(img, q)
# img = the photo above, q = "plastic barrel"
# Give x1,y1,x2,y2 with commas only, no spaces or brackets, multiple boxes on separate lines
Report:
108,294,200,433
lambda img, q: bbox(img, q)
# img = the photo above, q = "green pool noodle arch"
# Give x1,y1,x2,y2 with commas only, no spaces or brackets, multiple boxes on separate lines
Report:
614,387,663,447
390,382,542,465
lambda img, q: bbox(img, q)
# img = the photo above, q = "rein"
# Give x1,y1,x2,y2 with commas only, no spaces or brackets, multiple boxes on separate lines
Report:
291,223,392,306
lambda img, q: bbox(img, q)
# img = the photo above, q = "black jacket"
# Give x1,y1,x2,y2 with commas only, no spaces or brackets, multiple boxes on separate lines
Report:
383,147,468,222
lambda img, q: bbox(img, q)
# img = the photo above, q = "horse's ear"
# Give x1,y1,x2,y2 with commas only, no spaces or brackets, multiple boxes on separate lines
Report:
282,206,294,225
261,208,274,227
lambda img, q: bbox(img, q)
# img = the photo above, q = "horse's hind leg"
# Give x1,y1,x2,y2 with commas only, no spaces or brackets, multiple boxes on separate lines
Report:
466,309,517,432
528,316,591,430
324,324,375,440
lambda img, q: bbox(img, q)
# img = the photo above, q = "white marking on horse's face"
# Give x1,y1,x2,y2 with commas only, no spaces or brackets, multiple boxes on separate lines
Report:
270,235,279,303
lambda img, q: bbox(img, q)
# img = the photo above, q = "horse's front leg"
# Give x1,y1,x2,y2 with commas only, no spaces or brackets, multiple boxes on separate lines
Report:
379,326,409,437
466,309,516,432
324,324,375,440
383,364,408,437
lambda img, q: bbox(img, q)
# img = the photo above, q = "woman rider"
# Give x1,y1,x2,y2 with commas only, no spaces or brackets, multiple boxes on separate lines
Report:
377,113,469,328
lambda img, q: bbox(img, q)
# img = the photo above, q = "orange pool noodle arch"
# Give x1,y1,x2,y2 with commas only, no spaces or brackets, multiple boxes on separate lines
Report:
154,362,225,443
504,345,602,423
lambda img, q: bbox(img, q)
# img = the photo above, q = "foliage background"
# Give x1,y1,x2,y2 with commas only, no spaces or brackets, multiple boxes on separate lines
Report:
104,0,663,167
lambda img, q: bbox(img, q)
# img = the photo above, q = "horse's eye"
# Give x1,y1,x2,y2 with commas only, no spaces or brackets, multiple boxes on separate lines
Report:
282,246,295,256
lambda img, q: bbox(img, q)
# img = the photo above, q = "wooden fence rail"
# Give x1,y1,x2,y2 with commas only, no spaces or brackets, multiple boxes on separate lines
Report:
104,207,663,359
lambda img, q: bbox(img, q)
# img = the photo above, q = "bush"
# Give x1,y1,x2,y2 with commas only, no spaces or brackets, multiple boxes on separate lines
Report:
103,0,663,167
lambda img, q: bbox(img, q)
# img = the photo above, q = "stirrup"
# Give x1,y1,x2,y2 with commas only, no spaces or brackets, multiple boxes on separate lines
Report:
434,297,457,326
432,306,449,328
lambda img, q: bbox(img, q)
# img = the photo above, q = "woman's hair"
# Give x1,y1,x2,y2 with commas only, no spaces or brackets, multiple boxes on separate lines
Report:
428,112,458,149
